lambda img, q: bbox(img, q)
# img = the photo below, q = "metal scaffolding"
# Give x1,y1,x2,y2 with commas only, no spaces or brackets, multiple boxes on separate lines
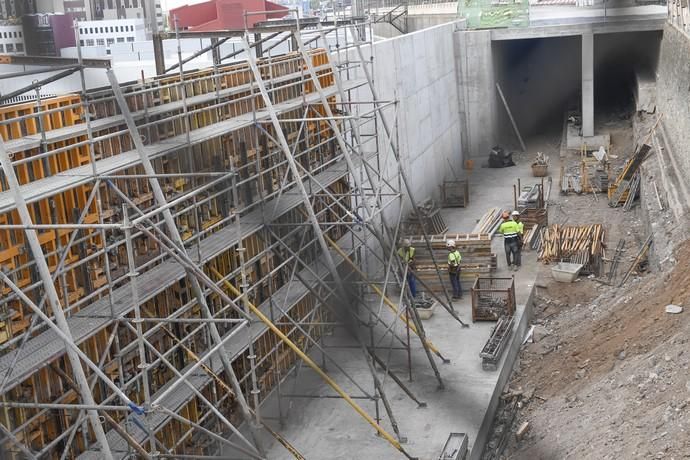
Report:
0,16,456,459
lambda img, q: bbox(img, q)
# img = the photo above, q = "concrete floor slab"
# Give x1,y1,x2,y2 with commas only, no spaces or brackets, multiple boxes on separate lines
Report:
248,160,542,460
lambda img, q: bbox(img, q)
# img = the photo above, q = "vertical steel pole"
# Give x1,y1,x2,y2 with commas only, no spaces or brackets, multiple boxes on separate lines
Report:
122,205,153,451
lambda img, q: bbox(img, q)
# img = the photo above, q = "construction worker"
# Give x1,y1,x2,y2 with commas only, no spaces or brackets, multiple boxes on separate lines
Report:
398,238,417,298
512,210,524,235
446,239,463,299
498,211,521,271
512,210,525,249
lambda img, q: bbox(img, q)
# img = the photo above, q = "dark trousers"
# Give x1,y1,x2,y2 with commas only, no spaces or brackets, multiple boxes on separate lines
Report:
504,238,521,267
449,271,462,297
406,272,417,298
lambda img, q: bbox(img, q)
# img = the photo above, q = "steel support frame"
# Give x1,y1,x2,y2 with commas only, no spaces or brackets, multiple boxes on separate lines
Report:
0,18,455,460
106,67,266,457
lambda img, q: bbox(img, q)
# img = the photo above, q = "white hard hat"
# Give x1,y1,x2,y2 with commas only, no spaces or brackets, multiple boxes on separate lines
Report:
511,210,520,216
402,238,411,246
446,239,456,248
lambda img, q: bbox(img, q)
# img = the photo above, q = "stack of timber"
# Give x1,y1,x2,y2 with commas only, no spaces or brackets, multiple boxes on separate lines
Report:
608,143,651,207
538,224,605,275
472,208,503,236
519,208,548,251
623,171,641,211
408,233,496,292
521,224,541,251
403,199,448,235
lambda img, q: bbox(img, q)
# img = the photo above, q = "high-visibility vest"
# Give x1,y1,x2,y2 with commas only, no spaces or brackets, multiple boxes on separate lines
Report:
448,250,461,266
499,220,520,239
398,247,415,263
516,221,524,234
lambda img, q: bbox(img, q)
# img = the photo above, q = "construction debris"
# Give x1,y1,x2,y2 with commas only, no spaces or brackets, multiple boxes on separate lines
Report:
622,171,641,211
619,235,653,287
439,432,469,460
471,277,516,321
515,422,530,441
599,238,625,285
488,145,516,168
480,315,515,371
482,395,520,460
440,180,470,207
608,143,651,207
518,184,543,208
531,152,549,177
537,224,605,275
404,199,448,235
665,304,683,314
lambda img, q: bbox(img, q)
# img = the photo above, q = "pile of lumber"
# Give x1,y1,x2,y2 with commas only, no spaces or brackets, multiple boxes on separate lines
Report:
521,224,541,250
623,171,641,211
403,199,448,235
608,144,651,207
472,208,503,236
407,233,496,292
537,224,605,275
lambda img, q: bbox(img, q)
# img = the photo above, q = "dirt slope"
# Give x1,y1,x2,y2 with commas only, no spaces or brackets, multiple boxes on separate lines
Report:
503,240,690,459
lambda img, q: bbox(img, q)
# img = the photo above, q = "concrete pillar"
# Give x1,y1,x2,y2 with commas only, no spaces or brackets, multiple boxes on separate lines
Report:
582,31,594,137
455,30,497,159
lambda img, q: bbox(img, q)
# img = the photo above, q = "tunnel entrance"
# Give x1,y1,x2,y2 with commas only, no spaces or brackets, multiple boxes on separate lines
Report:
594,31,662,116
491,31,662,149
492,36,582,145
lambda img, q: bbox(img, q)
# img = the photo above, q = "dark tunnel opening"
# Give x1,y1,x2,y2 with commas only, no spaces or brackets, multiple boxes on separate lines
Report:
594,31,662,115
492,31,662,148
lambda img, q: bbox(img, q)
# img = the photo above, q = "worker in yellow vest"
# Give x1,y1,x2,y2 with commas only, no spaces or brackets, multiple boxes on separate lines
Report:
498,211,521,271
446,239,463,299
397,239,417,298
512,210,525,249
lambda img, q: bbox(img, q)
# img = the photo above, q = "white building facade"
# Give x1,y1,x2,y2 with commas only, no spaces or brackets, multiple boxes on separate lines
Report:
0,24,25,54
101,0,164,33
77,18,145,47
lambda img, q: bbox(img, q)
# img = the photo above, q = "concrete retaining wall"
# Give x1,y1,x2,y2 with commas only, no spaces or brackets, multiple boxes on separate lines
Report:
455,29,497,158
657,23,690,182
346,21,464,209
